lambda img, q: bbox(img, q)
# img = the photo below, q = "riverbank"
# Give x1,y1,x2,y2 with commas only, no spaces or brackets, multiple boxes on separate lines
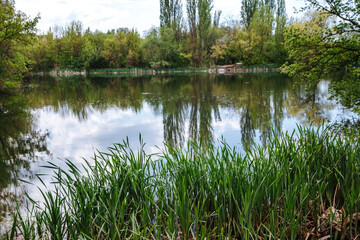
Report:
3,124,360,239
29,65,281,77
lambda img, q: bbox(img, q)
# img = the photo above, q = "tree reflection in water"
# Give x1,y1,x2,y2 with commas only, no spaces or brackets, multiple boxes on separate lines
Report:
23,74,343,149
285,81,336,125
161,74,221,147
0,73,350,221
0,93,50,221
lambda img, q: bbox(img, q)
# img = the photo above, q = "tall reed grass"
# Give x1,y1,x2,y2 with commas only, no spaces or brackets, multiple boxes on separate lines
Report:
3,124,360,239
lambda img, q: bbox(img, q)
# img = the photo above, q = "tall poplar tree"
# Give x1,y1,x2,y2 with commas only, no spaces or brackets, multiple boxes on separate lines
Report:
213,10,222,28
249,4,274,62
240,0,258,29
197,0,213,66
159,0,183,39
186,0,198,66
274,0,287,63
262,0,275,10
275,0,286,41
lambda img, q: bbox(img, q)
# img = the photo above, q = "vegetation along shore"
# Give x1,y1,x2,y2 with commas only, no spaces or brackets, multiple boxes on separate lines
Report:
3,124,360,239
29,65,281,77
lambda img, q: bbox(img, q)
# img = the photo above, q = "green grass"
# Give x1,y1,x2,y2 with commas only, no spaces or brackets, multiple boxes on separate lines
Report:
3,124,360,239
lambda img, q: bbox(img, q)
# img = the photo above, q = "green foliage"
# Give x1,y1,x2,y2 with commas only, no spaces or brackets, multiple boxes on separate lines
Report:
249,4,274,63
241,0,258,29
212,0,288,66
21,0,291,71
141,28,160,66
0,92,50,219
102,28,143,68
160,0,183,39
197,0,213,66
330,69,360,113
0,0,39,90
142,27,190,68
284,1,360,111
273,0,287,64
58,20,85,69
5,125,360,239
186,0,198,66
27,33,57,70
81,32,109,69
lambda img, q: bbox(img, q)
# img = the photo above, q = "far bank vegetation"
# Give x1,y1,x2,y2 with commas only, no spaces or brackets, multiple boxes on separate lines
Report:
25,0,288,72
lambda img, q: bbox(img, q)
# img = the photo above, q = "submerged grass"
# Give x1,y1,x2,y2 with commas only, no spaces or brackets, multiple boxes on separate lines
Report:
3,124,360,239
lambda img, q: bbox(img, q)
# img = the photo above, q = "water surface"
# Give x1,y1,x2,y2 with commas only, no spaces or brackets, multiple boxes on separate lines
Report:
0,73,357,221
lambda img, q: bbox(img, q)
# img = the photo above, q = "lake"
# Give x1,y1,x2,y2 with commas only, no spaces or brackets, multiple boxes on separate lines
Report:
0,72,357,222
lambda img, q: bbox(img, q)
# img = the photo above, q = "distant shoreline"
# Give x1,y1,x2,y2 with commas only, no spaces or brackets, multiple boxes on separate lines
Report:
29,66,282,77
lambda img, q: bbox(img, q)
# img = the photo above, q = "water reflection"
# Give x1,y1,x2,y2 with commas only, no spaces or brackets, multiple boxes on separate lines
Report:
285,81,337,125
0,73,357,220
22,73,355,148
161,75,221,146
0,93,50,220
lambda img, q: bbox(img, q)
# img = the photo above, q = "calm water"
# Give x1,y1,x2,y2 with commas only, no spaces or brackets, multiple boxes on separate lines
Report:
0,73,357,221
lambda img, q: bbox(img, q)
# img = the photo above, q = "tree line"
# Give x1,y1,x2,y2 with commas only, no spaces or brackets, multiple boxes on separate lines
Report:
1,0,360,113
24,0,288,71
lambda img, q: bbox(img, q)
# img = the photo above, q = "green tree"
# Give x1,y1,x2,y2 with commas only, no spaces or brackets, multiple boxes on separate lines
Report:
186,0,198,66
141,28,160,67
241,0,258,29
26,30,57,71
273,0,287,64
81,30,109,69
103,30,128,68
125,29,143,67
197,0,213,66
262,0,275,10
102,28,143,68
228,0,287,65
283,0,360,112
160,0,183,40
223,29,251,64
142,27,190,68
0,0,39,90
58,21,85,69
249,4,274,63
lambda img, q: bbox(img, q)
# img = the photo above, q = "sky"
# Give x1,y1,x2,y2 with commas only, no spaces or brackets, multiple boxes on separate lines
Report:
15,0,307,36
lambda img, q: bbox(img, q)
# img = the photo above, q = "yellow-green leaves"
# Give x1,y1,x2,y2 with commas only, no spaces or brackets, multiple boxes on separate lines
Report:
0,0,39,91
283,1,360,112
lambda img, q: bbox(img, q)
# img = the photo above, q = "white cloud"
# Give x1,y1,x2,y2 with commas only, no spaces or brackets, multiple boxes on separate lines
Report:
36,103,164,161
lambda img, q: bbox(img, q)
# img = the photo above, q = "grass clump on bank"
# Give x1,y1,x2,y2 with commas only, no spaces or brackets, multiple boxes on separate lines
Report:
4,125,360,239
